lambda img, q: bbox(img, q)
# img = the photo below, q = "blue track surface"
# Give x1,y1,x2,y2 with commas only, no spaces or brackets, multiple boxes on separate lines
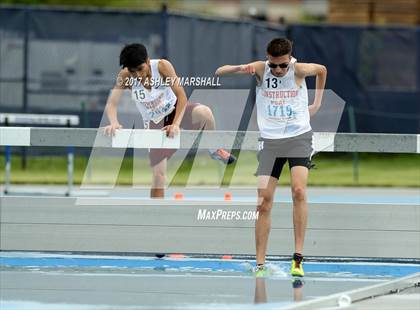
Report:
2,255,419,278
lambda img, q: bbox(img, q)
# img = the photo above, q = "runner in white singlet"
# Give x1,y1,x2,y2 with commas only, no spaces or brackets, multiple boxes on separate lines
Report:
215,38,327,277
103,43,236,198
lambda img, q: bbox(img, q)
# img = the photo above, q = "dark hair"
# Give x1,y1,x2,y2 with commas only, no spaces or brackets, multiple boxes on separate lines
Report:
266,38,292,57
119,43,148,68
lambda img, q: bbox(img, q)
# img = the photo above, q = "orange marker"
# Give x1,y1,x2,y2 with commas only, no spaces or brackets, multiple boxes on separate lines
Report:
169,253,186,259
221,255,233,260
224,192,232,201
174,193,184,200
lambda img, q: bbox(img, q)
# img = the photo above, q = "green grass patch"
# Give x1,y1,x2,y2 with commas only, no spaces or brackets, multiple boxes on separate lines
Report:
0,152,419,187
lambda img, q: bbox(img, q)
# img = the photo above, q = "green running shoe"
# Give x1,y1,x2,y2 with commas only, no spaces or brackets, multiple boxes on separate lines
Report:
254,264,270,277
290,253,304,277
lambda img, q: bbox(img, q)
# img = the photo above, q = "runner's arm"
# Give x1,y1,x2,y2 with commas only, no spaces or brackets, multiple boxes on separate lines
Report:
103,70,129,135
158,59,187,137
295,63,327,117
215,61,265,84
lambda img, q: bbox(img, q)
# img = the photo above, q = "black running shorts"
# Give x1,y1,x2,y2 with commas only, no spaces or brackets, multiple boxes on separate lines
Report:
255,131,314,179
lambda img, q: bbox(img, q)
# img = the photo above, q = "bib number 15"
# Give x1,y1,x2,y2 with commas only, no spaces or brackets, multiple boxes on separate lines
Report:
134,90,146,100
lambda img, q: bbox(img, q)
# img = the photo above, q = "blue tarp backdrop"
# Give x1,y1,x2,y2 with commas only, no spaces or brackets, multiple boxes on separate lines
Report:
0,5,419,133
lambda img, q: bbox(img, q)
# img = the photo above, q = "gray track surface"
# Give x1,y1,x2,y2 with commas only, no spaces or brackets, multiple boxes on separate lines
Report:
1,187,419,258
354,287,420,310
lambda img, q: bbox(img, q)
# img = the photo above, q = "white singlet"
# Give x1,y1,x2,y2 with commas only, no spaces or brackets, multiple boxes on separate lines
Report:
255,58,311,139
131,59,177,125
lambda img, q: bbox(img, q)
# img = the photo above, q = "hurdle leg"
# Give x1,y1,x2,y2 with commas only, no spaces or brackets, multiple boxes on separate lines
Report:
66,146,74,196
4,145,11,194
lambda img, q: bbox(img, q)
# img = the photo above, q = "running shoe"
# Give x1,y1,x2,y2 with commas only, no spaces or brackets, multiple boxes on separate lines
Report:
290,253,304,277
254,264,270,277
210,149,236,164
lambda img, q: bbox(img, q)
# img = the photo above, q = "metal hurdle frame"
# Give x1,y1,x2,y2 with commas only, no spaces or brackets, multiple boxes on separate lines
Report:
0,114,80,196
0,127,418,197
0,127,419,153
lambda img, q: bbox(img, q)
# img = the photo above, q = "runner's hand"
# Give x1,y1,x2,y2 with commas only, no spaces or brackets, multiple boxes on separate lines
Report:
162,124,180,138
103,123,122,136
